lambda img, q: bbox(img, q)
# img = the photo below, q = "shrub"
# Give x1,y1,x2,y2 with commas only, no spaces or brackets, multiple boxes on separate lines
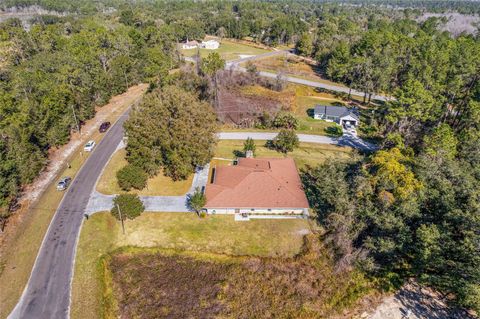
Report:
243,137,256,156
325,125,343,137
111,194,145,221
116,164,148,191
188,187,206,213
273,112,299,130
272,129,299,153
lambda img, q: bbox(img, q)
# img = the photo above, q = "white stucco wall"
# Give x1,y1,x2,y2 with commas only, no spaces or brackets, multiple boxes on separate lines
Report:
206,208,307,215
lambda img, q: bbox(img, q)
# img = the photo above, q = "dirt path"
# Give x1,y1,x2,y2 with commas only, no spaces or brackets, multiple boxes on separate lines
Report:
0,84,147,248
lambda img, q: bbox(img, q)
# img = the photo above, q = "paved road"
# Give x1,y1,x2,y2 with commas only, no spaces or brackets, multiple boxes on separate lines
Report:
9,110,131,319
217,131,377,151
231,66,390,102
8,100,375,318
184,49,393,101
223,50,391,102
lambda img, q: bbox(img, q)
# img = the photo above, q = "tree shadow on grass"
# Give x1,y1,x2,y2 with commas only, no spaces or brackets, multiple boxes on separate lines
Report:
306,108,315,118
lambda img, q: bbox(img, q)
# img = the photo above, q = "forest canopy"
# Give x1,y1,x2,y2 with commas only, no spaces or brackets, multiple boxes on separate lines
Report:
0,12,178,221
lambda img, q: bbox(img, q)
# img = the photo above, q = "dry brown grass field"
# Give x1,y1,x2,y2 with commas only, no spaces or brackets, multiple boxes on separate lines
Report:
102,236,372,319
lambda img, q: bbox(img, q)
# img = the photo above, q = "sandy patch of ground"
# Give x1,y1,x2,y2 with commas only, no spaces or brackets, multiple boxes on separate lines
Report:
366,281,476,319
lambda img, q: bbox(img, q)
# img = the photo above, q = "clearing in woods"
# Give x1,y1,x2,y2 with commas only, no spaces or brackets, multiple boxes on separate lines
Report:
181,37,272,61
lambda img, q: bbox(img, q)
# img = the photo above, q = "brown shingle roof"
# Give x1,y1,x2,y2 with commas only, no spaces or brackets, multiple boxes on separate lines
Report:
205,158,309,209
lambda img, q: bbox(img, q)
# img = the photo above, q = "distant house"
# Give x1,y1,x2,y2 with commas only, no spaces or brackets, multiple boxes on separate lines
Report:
182,40,199,50
201,39,220,50
204,158,309,216
314,105,359,127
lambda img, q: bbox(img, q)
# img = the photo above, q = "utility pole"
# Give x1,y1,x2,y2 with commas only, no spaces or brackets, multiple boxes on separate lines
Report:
117,203,125,235
71,105,80,135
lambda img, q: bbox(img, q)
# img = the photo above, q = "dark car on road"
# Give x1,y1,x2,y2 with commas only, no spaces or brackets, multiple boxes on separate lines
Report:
99,121,111,133
56,177,72,191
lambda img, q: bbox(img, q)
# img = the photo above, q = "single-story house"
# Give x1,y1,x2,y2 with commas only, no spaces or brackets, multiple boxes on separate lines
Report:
204,157,309,216
201,39,220,50
314,105,359,127
182,40,199,50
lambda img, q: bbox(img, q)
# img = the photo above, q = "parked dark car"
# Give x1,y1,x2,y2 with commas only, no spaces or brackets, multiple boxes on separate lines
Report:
57,177,72,191
99,121,111,133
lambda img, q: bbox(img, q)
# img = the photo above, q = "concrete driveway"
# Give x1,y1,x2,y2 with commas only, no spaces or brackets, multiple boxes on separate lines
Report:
86,130,375,214
85,164,210,214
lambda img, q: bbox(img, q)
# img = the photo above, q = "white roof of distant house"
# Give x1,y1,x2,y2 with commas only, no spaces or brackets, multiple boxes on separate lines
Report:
202,39,219,44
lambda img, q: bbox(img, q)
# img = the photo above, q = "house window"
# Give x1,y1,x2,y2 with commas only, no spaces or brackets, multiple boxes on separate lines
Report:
268,209,272,212
251,209,255,211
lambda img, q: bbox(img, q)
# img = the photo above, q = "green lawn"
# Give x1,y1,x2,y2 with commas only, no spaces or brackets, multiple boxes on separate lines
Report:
295,95,344,136
71,212,311,319
96,148,193,196
215,140,352,169
181,39,271,61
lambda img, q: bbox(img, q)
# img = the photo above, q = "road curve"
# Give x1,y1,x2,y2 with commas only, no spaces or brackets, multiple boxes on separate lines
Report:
225,50,391,102
185,49,390,101
9,109,131,319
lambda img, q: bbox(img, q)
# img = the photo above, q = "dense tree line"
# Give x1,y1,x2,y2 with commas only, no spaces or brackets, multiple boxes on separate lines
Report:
299,12,479,311
0,15,177,225
318,17,479,144
303,123,480,312
4,0,480,16
0,0,478,312
299,8,480,311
